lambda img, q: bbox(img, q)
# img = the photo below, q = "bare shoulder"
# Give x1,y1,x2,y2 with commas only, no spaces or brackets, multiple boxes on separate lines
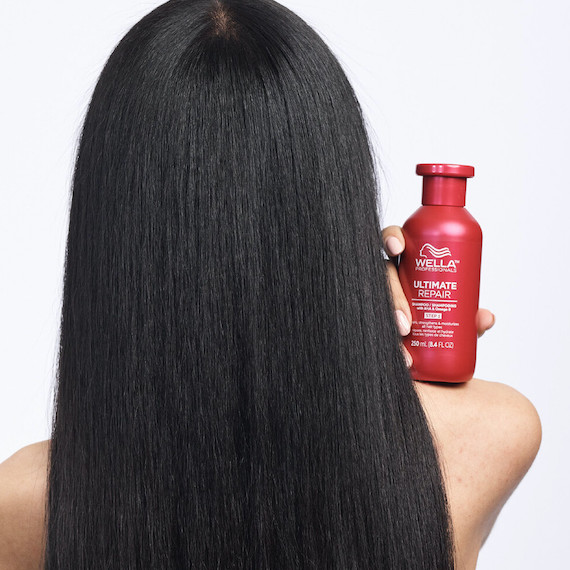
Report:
0,440,50,570
0,440,50,474
414,377,542,475
414,378,542,567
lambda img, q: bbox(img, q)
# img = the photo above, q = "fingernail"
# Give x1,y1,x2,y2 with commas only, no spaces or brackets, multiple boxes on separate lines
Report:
404,349,413,368
385,236,403,256
395,309,411,336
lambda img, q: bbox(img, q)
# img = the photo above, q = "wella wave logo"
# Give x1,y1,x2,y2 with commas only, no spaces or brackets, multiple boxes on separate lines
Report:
416,243,457,272
419,243,452,259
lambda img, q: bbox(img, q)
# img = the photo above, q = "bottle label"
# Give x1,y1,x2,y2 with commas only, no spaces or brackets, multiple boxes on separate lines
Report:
398,234,481,382
408,243,460,349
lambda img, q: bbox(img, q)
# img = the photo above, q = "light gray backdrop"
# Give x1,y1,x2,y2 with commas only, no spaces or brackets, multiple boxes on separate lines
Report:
1,1,567,568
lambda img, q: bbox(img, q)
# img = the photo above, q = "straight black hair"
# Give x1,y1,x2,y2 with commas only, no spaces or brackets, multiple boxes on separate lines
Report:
44,0,456,567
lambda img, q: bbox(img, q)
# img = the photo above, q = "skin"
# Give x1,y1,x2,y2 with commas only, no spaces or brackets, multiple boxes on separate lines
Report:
0,227,541,570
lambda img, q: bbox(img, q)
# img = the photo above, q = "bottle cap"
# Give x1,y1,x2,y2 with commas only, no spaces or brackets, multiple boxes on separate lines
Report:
416,164,475,178
417,163,475,207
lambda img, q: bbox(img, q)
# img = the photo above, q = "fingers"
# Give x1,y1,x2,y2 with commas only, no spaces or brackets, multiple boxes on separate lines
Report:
382,225,411,368
382,225,412,344
385,260,412,335
476,309,495,338
382,225,405,257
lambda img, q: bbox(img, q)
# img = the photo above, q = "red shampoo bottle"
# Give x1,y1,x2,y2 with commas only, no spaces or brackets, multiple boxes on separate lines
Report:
398,164,482,383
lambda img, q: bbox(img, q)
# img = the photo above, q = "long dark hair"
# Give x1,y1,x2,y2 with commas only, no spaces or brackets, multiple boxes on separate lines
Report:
44,0,456,567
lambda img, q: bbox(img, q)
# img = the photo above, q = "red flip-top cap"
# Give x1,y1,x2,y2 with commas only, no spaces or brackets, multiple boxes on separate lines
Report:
416,164,475,178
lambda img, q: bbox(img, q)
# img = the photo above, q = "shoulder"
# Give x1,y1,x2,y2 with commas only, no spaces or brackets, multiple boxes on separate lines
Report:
415,377,542,476
0,440,49,570
414,378,542,565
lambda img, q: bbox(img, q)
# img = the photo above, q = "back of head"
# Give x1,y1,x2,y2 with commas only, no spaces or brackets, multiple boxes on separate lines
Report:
46,0,456,567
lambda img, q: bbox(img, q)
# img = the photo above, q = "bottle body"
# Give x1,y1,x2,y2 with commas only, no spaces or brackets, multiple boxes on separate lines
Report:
399,205,482,382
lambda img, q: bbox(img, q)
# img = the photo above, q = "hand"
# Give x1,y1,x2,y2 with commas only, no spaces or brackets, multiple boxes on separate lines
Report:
382,225,495,367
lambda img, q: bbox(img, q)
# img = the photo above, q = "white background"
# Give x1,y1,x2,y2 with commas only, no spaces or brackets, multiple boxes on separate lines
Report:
1,1,568,567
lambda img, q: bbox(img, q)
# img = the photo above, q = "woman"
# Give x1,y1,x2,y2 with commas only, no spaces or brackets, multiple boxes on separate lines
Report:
0,0,541,568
